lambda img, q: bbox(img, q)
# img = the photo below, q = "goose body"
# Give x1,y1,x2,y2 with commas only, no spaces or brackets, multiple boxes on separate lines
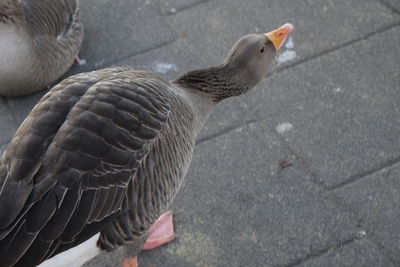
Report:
0,24,293,267
0,0,83,96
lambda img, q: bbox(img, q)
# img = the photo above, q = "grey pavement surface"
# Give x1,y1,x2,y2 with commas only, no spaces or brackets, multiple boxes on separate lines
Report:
1,0,400,266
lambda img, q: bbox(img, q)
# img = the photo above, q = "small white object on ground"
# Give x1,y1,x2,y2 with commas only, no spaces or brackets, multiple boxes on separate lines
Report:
277,36,297,63
79,58,87,66
276,122,293,134
285,37,294,49
277,50,297,63
153,61,178,74
357,230,367,239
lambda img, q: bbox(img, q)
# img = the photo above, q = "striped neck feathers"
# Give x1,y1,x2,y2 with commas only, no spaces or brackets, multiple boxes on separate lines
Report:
173,64,256,103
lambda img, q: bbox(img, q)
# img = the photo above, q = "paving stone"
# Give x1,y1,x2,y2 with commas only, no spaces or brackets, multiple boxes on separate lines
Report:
156,0,210,15
113,39,207,81
78,0,178,71
167,0,399,67
379,0,400,13
299,238,394,267
86,122,359,266
332,163,400,263
238,26,400,188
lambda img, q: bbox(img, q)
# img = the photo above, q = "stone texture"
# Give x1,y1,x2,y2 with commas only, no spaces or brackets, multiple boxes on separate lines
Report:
333,163,400,264
113,39,207,81
379,0,400,13
155,0,210,15
77,0,178,71
299,238,395,267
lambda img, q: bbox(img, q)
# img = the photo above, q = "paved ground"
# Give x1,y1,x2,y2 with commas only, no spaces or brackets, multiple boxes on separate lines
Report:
1,0,400,266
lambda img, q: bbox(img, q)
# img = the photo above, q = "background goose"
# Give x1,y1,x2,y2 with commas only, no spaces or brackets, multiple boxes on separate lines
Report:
0,0,83,96
0,24,293,267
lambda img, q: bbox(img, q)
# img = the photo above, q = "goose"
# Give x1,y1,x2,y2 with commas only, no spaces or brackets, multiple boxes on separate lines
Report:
0,23,293,267
0,0,83,96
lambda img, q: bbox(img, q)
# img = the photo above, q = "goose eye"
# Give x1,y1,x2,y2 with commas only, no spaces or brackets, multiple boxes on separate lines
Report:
259,45,266,54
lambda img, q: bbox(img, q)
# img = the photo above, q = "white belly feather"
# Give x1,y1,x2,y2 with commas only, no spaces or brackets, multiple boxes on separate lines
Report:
38,233,102,267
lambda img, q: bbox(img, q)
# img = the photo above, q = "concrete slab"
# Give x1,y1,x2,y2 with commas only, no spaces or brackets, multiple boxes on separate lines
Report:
298,238,394,267
155,0,210,15
113,39,208,81
332,163,400,263
167,0,399,67
379,0,400,13
86,122,359,266
78,0,178,70
239,26,400,188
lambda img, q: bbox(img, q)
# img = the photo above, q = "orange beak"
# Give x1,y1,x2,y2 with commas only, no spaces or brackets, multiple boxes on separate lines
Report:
265,23,294,51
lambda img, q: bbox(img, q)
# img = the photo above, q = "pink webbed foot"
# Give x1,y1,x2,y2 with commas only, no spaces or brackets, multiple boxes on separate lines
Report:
121,212,175,267
143,211,175,250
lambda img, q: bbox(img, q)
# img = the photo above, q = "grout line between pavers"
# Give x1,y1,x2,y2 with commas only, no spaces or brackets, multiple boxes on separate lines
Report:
376,0,400,15
195,118,329,191
194,121,376,266
164,16,215,67
265,121,329,191
282,235,358,267
327,155,400,192
195,120,257,145
99,39,178,69
268,21,400,78
366,235,400,265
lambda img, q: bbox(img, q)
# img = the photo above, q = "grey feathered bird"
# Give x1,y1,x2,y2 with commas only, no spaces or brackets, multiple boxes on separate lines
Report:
0,24,293,267
0,0,83,96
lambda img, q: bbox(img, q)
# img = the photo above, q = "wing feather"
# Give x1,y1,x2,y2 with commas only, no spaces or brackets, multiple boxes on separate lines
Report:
20,0,78,38
0,68,171,266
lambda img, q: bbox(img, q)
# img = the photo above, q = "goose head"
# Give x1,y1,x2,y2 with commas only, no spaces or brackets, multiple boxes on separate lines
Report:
224,23,294,87
174,23,294,102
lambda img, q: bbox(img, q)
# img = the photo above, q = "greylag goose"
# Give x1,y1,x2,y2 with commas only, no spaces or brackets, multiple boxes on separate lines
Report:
0,23,293,267
0,0,83,96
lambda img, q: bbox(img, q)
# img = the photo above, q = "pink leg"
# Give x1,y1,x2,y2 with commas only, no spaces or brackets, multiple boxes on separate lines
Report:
121,211,175,267
73,56,80,65
143,211,175,250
